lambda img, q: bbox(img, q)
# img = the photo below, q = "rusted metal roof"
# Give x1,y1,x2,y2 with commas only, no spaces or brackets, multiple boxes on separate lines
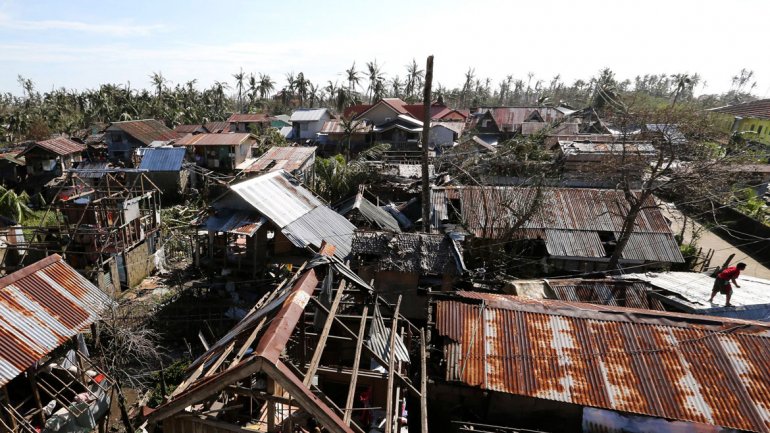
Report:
0,255,111,386
226,113,270,123
107,119,179,145
203,121,229,133
173,124,204,134
204,210,266,237
711,99,770,120
431,186,683,263
351,230,465,275
245,146,316,173
545,278,665,311
435,293,770,433
175,133,254,146
18,137,86,157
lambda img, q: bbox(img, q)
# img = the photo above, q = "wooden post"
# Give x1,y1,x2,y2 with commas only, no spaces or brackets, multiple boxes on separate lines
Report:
420,327,428,433
343,306,368,426
420,55,434,233
28,371,46,426
303,281,346,386
384,296,402,433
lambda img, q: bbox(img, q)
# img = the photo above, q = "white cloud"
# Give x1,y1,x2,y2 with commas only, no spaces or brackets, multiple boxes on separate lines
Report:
0,12,165,37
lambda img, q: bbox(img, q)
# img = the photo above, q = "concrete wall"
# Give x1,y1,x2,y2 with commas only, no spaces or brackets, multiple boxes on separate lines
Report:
123,239,156,288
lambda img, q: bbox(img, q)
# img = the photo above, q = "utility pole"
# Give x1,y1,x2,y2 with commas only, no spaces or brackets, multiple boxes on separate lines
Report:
421,55,434,232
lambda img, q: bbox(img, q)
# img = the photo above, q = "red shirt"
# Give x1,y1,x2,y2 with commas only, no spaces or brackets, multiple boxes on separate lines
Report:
718,266,741,281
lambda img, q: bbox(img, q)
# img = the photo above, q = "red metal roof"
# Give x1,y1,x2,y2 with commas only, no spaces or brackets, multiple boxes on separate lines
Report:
0,255,111,386
435,294,770,433
203,121,230,133
173,124,203,134
175,133,254,146
108,119,179,145
19,137,86,157
712,99,770,120
343,104,373,119
226,113,270,123
245,146,316,173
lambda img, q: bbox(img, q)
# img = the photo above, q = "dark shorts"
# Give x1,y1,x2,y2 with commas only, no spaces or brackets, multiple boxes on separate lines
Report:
714,278,732,295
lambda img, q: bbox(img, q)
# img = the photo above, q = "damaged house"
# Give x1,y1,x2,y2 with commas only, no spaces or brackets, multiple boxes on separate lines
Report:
431,186,684,273
18,137,85,194
176,133,256,173
349,230,465,319
0,254,114,433
244,146,316,184
429,291,770,433
201,170,355,275
105,119,178,164
147,252,427,433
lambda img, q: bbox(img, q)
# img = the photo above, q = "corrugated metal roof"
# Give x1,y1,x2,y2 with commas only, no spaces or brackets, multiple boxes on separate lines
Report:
622,272,770,317
227,171,353,258
289,108,330,122
173,124,204,134
432,186,683,263
19,137,86,157
319,119,371,135
711,99,770,120
545,278,665,310
0,255,111,386
226,113,270,123
282,206,355,258
204,210,266,237
229,171,323,227
336,193,401,233
245,146,316,173
107,119,179,145
435,294,770,433
175,133,254,146
138,147,186,171
70,161,111,178
203,121,229,133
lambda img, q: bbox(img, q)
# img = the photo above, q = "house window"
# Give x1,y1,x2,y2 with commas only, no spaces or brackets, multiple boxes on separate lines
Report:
482,119,491,128
750,124,756,131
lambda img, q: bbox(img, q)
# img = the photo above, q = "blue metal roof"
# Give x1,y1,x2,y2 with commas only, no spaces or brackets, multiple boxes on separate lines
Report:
138,147,186,171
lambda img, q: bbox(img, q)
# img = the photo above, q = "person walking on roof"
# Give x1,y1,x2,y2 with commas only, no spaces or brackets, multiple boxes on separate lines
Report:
709,262,747,307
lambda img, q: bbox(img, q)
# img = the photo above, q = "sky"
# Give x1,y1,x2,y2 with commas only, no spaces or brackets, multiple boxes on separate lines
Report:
1,0,769,98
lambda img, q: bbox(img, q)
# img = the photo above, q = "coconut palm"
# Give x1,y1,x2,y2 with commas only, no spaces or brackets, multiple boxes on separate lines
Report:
345,62,361,96
257,73,275,100
233,68,245,113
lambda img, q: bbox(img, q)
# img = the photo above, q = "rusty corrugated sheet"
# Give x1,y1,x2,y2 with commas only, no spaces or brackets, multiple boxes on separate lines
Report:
431,186,682,263
246,146,316,173
319,120,371,135
19,137,86,157
108,119,179,145
0,254,111,386
175,133,253,146
435,295,770,433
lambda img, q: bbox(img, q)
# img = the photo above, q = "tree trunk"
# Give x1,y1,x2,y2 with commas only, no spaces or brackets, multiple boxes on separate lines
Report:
421,55,434,232
606,205,641,271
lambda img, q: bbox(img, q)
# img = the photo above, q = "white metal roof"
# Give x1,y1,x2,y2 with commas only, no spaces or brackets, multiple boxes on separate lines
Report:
289,108,329,122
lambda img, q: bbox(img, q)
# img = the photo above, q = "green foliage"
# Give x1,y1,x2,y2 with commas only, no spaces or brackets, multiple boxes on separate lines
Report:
733,187,768,222
0,186,33,223
147,359,190,408
312,143,389,202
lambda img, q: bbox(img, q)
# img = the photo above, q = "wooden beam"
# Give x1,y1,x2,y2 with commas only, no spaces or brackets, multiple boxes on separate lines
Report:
228,316,268,368
343,306,368,426
384,295,402,433
420,327,428,433
303,281,346,386
308,297,420,396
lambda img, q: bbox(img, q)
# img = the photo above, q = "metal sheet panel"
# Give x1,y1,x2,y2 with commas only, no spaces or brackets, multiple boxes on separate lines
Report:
283,206,355,259
544,229,605,258
246,146,316,173
545,278,665,311
108,119,179,145
229,171,323,228
175,133,252,146
138,147,186,172
289,108,329,122
435,295,770,433
0,255,111,386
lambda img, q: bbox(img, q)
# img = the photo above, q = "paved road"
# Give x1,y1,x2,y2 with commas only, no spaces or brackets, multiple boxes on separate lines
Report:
663,203,770,279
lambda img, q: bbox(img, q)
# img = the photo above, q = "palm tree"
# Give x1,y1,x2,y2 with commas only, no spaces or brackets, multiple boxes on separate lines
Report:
0,186,33,224
258,73,275,100
404,59,424,101
671,73,693,107
294,72,309,106
233,68,245,113
247,74,258,109
389,76,402,98
366,60,385,103
345,62,361,96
